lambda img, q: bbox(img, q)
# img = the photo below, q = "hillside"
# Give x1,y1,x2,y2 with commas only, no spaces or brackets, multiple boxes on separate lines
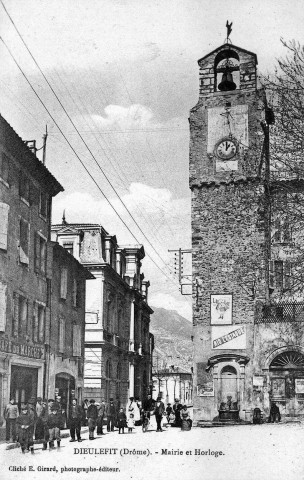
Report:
149,307,193,371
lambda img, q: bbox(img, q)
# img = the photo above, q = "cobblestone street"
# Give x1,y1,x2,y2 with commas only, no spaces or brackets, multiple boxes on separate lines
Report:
1,421,304,480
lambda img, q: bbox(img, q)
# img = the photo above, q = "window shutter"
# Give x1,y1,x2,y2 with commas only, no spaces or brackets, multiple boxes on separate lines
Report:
0,203,9,250
269,260,275,289
60,268,67,299
38,306,45,343
34,233,40,271
0,281,7,332
13,293,19,337
59,318,65,353
73,324,81,356
41,239,46,274
33,302,38,342
19,218,29,264
72,279,77,307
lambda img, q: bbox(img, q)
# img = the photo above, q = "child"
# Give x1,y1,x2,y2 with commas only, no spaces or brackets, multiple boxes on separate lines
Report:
127,412,135,433
47,405,62,449
16,405,35,454
117,408,127,434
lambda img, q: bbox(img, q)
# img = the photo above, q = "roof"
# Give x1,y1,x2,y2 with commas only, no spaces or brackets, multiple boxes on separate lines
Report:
0,114,64,196
198,43,258,65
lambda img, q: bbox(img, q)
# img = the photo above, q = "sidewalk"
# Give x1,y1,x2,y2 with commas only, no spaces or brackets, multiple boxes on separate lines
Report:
2,426,89,450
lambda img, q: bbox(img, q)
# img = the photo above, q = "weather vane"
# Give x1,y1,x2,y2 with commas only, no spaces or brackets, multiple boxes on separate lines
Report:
226,21,233,43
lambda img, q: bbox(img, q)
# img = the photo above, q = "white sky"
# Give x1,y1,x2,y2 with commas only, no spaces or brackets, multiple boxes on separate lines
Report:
1,0,303,319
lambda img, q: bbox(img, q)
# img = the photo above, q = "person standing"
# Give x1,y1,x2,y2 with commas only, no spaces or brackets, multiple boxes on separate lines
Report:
69,399,83,442
142,394,154,422
180,405,192,431
16,405,35,454
114,396,121,427
35,397,44,440
106,398,116,432
127,412,135,433
154,397,165,432
173,398,183,427
97,399,106,435
166,403,173,423
41,400,49,450
47,405,62,449
82,399,89,426
4,398,19,443
87,399,98,440
117,408,127,434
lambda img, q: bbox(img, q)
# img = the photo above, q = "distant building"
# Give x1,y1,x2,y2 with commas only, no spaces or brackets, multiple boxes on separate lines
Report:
0,114,63,414
51,222,153,406
153,366,193,406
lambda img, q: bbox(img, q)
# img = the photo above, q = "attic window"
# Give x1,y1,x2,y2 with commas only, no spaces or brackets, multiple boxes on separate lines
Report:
63,242,74,255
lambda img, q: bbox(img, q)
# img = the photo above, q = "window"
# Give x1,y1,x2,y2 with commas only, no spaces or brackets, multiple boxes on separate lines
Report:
59,318,65,353
0,203,9,250
63,242,74,255
0,153,9,184
39,191,48,218
19,218,29,264
60,267,68,299
269,260,292,291
19,173,30,204
35,233,47,274
272,216,292,244
19,295,28,336
0,281,7,332
73,324,81,356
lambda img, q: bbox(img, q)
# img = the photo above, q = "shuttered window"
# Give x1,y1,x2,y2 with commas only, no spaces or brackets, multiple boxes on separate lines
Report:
0,282,7,332
34,233,47,274
73,324,81,357
59,318,65,353
38,305,45,343
269,260,292,291
60,267,68,299
19,218,29,264
0,153,9,184
0,203,9,250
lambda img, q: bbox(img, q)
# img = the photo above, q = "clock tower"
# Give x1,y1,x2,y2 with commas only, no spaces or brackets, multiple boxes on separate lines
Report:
190,41,268,422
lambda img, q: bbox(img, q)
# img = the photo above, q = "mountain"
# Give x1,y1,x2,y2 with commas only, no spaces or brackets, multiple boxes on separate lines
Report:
149,307,193,371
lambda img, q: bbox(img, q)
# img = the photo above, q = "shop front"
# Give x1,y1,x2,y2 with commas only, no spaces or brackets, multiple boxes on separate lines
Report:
55,372,76,419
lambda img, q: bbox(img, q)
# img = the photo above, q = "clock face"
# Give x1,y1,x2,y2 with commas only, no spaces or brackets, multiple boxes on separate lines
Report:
215,138,238,160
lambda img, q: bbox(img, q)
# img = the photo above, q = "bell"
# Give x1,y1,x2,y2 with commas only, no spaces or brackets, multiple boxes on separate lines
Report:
218,68,236,92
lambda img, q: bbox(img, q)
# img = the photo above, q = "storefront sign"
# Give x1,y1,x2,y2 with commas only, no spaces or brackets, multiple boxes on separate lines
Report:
211,294,233,325
211,325,246,350
295,379,304,394
197,362,214,396
0,338,44,359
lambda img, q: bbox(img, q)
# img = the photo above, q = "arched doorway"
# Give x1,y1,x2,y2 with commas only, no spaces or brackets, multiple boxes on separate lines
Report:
220,365,238,405
269,350,304,417
55,373,75,420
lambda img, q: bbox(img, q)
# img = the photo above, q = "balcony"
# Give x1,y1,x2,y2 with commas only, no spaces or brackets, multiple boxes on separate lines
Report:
255,302,304,324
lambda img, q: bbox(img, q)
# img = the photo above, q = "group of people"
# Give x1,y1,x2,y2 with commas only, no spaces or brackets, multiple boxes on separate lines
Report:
4,395,193,453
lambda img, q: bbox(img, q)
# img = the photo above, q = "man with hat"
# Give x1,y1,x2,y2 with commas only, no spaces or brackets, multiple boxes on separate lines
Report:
106,398,117,432
154,396,165,432
69,398,83,442
47,404,62,449
87,399,98,440
16,404,35,454
4,397,19,443
35,397,44,440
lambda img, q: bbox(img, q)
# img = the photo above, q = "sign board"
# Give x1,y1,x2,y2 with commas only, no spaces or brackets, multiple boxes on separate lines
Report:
253,376,264,387
85,312,98,324
211,294,232,324
0,338,44,359
211,325,246,350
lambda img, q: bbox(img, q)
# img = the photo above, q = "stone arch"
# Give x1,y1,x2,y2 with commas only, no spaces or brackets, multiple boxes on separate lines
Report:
264,345,304,370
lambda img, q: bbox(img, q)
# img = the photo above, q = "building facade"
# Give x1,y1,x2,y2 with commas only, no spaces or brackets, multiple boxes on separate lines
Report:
0,115,63,417
47,243,94,417
51,222,153,407
190,41,304,423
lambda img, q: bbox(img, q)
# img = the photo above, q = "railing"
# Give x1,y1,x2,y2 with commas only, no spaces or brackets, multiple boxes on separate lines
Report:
255,302,304,324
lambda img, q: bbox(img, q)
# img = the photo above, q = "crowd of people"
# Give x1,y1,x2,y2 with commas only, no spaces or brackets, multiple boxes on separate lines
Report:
4,395,192,454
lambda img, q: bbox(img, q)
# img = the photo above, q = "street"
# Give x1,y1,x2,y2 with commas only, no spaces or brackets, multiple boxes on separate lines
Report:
1,420,304,480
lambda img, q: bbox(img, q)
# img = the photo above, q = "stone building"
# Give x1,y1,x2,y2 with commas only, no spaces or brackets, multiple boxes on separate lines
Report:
51,222,153,407
47,243,94,416
0,114,63,414
190,41,304,423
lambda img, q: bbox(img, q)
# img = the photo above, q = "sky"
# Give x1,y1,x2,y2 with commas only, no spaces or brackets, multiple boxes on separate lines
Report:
1,0,304,320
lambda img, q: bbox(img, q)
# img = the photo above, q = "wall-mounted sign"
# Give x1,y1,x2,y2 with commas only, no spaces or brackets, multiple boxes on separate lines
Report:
271,378,285,398
211,294,232,325
211,325,246,350
295,378,304,394
0,338,44,359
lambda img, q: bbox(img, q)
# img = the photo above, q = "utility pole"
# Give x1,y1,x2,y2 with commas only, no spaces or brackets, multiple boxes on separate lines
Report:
42,125,48,165
168,248,192,295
